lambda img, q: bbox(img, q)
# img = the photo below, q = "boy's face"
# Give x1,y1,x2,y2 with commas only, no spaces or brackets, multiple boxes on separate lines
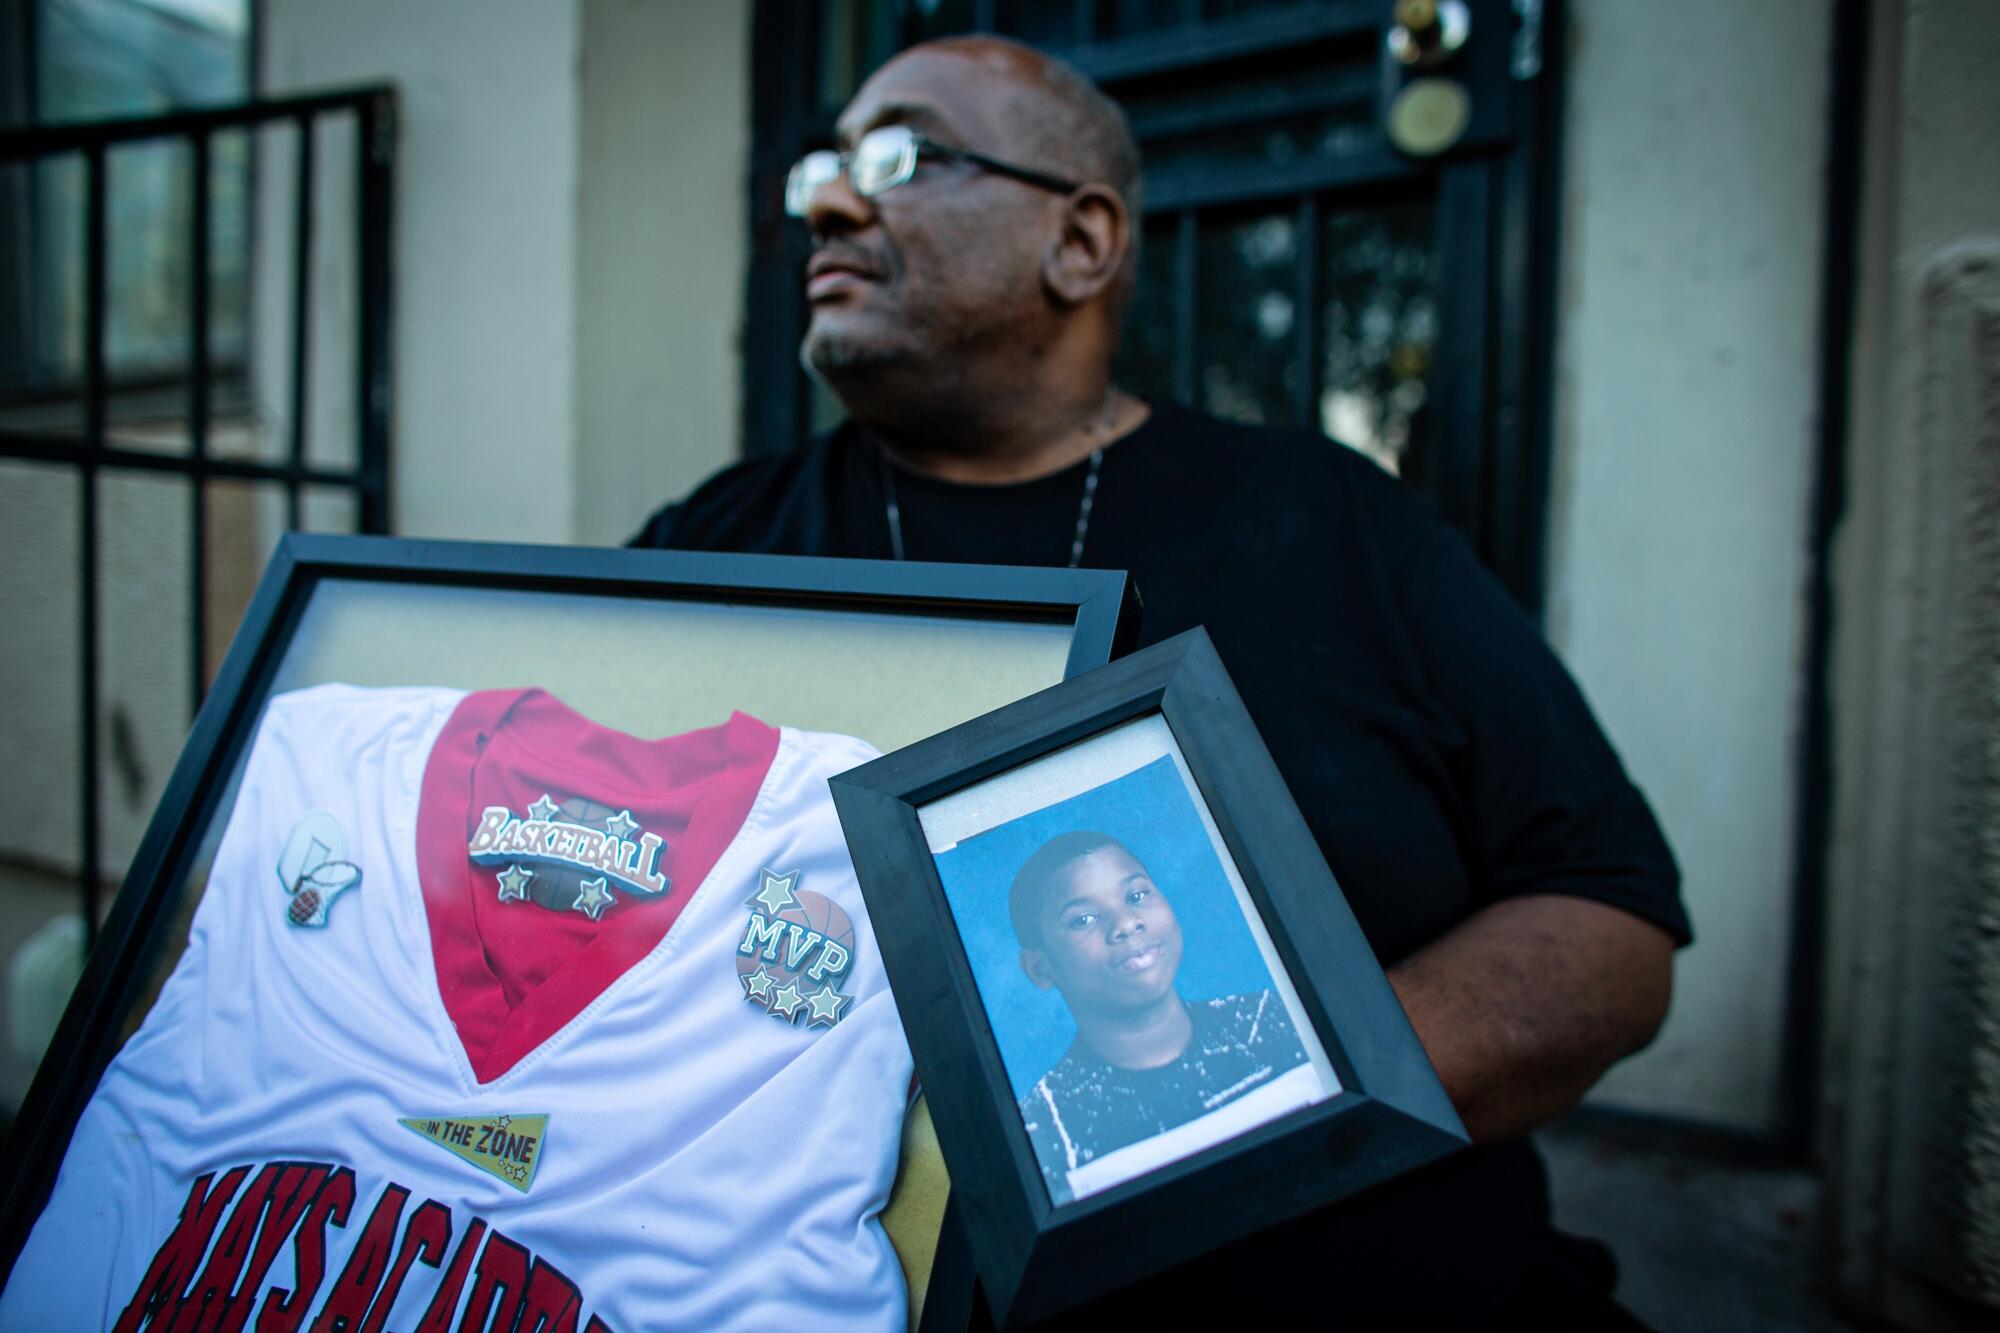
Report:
1021,846,1184,1019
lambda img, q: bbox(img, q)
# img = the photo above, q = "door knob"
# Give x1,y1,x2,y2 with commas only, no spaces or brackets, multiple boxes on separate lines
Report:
1387,0,1471,68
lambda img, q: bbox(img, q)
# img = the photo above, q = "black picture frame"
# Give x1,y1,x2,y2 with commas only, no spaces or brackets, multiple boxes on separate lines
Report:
830,628,1468,1328
0,533,1139,1279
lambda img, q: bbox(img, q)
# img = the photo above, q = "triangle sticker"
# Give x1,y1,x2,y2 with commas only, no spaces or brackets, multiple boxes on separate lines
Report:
397,1114,549,1193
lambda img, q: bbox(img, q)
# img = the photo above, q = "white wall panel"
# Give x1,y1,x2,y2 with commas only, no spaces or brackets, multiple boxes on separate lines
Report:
261,0,583,542
1545,0,1832,1128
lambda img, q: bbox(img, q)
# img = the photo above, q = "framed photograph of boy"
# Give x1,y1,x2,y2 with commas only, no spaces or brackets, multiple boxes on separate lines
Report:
936,749,1334,1207
830,629,1469,1328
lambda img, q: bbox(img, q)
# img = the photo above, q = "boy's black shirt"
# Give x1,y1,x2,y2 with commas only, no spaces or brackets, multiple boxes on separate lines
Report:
632,401,1688,1324
1020,990,1311,1204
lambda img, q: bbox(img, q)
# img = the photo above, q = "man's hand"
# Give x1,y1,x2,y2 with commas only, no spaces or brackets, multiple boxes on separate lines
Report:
1386,894,1675,1143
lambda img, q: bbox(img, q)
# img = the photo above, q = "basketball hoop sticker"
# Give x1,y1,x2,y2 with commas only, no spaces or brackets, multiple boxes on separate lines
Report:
276,811,363,928
735,868,855,1028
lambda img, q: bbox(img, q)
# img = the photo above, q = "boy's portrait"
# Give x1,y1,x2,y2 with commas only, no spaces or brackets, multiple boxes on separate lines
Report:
930,749,1336,1204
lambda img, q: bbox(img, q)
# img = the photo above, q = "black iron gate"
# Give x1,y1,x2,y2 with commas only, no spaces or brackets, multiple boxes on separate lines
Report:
0,86,396,945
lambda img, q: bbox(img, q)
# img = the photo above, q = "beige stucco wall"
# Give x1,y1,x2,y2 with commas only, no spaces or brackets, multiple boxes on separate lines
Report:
262,0,584,542
259,0,750,546
1545,0,1832,1130
574,0,751,545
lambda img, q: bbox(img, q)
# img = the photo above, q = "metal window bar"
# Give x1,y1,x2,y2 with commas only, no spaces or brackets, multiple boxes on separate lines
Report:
0,86,397,951
1172,208,1197,404
1293,193,1320,426
288,112,315,532
80,144,105,961
189,133,211,723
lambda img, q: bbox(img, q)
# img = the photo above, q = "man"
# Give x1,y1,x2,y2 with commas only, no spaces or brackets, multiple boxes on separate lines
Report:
1009,831,1313,1206
634,34,1686,1328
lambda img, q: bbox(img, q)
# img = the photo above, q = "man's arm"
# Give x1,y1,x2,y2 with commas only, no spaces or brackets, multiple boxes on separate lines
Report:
1386,893,1675,1143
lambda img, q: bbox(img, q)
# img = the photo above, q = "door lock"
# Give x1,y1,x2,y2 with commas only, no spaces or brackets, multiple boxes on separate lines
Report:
1386,0,1471,68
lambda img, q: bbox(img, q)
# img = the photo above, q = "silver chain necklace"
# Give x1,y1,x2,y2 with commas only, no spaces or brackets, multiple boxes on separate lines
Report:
879,445,1104,568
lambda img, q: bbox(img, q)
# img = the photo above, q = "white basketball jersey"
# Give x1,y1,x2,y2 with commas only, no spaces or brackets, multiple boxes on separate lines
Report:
2,684,912,1332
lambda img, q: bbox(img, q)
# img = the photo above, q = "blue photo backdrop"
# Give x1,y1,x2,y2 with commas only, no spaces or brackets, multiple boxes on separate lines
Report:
933,755,1278,1102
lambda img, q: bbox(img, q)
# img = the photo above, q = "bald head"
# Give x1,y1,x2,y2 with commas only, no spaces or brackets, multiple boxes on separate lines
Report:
864,36,1143,306
910,37,1144,223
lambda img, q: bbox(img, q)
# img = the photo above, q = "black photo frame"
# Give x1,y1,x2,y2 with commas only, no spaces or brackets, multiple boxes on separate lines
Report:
0,533,1139,1281
830,628,1468,1328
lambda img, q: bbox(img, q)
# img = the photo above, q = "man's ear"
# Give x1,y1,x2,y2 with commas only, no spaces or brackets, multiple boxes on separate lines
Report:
1042,185,1129,308
1020,947,1058,990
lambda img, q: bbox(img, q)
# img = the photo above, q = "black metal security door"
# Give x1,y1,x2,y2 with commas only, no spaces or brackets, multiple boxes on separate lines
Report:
745,0,1564,610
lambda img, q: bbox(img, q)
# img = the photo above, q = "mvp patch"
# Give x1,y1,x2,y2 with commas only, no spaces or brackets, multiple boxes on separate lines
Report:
398,1114,549,1193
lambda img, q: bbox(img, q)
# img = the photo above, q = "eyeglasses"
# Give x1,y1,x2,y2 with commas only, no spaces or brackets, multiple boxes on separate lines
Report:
784,123,1082,218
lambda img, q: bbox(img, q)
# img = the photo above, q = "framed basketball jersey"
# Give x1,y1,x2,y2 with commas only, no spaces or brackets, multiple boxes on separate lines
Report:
0,535,1138,1330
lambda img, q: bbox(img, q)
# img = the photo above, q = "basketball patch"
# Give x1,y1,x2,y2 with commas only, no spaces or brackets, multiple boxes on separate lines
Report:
736,868,855,1028
276,811,362,928
467,792,669,921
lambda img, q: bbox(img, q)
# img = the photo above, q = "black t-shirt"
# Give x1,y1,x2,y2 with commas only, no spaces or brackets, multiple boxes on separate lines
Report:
1020,991,1311,1204
633,402,1687,1325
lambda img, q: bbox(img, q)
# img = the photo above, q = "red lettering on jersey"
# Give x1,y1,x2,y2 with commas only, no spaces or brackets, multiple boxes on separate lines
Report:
454,1232,529,1333
164,1163,278,1332
515,1255,584,1333
215,1163,332,1333
412,1218,486,1333
308,1183,408,1332
357,1199,451,1333
112,1165,252,1333
256,1167,354,1333
116,1164,611,1332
